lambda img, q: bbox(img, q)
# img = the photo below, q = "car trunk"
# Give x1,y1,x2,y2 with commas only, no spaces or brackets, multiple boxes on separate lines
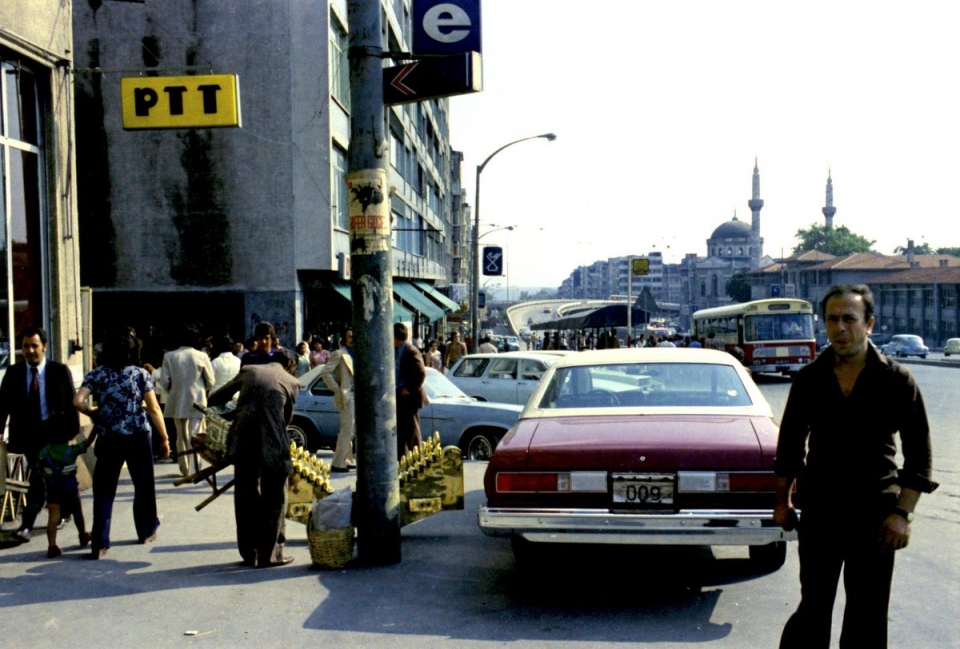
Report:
524,415,765,471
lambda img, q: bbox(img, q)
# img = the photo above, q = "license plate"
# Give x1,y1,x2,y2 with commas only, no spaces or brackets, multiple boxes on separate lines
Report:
612,473,675,505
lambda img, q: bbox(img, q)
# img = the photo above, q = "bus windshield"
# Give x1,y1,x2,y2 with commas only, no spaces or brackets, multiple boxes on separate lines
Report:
744,313,814,342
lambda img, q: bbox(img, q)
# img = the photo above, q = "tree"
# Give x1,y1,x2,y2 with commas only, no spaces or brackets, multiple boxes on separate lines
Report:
893,242,934,255
937,246,960,257
726,272,752,303
793,224,875,256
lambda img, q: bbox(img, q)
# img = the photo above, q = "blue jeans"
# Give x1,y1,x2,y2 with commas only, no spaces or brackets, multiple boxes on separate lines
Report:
91,432,159,549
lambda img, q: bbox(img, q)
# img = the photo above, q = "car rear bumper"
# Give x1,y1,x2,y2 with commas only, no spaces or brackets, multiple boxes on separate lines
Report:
478,506,797,546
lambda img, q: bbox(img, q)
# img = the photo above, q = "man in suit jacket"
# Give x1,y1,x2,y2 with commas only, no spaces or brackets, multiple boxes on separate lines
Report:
393,323,429,460
0,327,80,541
160,325,215,476
208,349,300,568
320,328,355,472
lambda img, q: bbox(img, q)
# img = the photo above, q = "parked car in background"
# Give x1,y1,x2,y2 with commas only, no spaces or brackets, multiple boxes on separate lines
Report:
943,338,960,357
503,335,520,351
289,367,522,460
448,352,565,405
881,334,929,359
478,348,796,571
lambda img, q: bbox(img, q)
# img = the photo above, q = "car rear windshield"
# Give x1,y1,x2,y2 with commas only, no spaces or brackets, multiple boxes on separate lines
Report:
537,363,754,409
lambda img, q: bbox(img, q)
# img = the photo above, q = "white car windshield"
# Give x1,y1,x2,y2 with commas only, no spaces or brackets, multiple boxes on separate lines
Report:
424,369,472,401
537,362,754,409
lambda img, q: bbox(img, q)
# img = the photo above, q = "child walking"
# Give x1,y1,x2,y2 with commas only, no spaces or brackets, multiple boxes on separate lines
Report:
37,429,97,558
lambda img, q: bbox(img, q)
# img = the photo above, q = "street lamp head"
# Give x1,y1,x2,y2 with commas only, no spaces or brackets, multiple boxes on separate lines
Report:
542,133,557,141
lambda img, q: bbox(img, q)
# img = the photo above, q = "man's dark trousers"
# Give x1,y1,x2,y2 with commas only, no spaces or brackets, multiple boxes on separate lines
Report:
780,507,895,649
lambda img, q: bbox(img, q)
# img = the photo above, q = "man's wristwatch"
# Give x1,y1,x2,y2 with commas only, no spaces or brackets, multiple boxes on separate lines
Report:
891,507,915,523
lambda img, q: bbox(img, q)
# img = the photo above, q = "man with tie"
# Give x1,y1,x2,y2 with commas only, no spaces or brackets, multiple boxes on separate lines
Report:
0,327,81,541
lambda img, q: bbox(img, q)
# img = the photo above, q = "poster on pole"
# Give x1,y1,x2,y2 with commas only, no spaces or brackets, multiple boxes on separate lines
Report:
347,169,390,255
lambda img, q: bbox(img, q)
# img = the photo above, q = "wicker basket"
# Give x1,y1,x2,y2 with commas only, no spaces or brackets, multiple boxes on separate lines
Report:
307,525,354,569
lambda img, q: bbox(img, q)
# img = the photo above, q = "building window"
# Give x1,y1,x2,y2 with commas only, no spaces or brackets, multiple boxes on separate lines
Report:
329,16,350,109
942,288,957,308
331,144,349,230
1,56,47,371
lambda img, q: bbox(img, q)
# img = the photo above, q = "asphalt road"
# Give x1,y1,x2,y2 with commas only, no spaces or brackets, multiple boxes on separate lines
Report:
0,361,957,648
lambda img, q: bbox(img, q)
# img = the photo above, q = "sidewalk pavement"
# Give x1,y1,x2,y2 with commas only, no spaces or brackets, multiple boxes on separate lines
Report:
0,454,515,648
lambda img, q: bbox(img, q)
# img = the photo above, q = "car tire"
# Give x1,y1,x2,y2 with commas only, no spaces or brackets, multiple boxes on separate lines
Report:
287,420,316,452
920,355,927,359
749,541,787,572
461,429,499,461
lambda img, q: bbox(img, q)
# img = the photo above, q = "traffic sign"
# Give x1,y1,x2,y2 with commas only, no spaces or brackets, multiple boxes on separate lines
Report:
482,246,502,276
413,0,482,54
770,284,782,297
632,257,650,276
383,52,482,106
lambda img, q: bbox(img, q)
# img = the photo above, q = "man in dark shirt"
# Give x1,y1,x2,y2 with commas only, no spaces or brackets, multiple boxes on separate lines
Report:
240,322,276,367
773,284,937,649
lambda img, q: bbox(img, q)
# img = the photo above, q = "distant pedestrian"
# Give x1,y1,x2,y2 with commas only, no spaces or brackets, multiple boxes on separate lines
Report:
425,340,443,372
320,328,356,473
241,322,276,367
478,336,498,353
161,325,215,476
211,335,241,393
309,340,329,368
443,331,467,369
394,323,429,459
295,342,311,376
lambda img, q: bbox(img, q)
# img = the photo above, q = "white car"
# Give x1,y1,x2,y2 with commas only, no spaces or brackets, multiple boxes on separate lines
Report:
447,352,565,405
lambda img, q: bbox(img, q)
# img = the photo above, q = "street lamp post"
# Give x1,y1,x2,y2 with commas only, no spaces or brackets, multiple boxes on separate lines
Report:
472,133,556,352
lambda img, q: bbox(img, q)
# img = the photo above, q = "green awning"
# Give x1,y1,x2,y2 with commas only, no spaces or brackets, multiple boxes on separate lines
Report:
412,280,461,311
331,281,413,324
393,280,445,322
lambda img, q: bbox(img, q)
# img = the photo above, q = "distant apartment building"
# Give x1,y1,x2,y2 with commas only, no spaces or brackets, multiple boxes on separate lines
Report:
72,0,463,357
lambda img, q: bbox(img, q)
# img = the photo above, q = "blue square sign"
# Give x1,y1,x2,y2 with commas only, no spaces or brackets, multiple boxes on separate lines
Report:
413,0,482,55
482,246,503,276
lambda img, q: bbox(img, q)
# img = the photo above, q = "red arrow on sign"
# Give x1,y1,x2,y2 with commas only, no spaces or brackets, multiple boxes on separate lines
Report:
389,61,419,96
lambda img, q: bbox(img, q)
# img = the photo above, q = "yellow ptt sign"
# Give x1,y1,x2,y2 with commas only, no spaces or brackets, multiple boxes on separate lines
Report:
632,257,650,276
120,74,242,130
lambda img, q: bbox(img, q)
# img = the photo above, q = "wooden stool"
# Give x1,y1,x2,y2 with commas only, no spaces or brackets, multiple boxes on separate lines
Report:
2,453,30,524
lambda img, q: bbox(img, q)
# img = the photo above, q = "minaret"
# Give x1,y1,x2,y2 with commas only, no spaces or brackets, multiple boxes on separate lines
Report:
822,169,836,229
747,157,764,267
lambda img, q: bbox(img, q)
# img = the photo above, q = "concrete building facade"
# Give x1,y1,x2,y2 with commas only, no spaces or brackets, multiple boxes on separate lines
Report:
0,4,84,379
72,0,462,359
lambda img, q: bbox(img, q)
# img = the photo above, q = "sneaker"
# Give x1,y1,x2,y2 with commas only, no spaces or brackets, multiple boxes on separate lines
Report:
46,545,62,559
14,528,31,542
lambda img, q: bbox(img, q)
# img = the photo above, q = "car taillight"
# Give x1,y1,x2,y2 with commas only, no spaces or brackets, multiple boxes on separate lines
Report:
495,471,607,493
678,471,777,493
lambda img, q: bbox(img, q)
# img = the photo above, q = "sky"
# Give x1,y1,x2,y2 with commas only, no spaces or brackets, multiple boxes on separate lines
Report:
448,1,960,289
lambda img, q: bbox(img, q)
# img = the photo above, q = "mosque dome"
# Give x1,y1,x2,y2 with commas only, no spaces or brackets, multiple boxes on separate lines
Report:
710,217,751,240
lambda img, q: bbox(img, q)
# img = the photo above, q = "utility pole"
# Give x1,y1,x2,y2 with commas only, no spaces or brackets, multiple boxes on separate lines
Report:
347,0,401,565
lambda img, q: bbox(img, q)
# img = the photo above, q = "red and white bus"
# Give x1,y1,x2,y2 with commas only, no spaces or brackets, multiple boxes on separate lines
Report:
692,298,816,376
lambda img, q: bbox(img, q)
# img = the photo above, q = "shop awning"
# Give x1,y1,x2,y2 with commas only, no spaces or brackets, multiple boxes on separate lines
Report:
393,280,445,322
331,282,413,324
412,280,461,311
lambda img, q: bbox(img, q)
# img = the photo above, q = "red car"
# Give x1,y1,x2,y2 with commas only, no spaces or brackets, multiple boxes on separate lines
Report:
478,348,796,570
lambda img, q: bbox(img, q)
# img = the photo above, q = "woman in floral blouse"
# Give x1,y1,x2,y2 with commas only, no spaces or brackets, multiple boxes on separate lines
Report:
73,328,170,558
